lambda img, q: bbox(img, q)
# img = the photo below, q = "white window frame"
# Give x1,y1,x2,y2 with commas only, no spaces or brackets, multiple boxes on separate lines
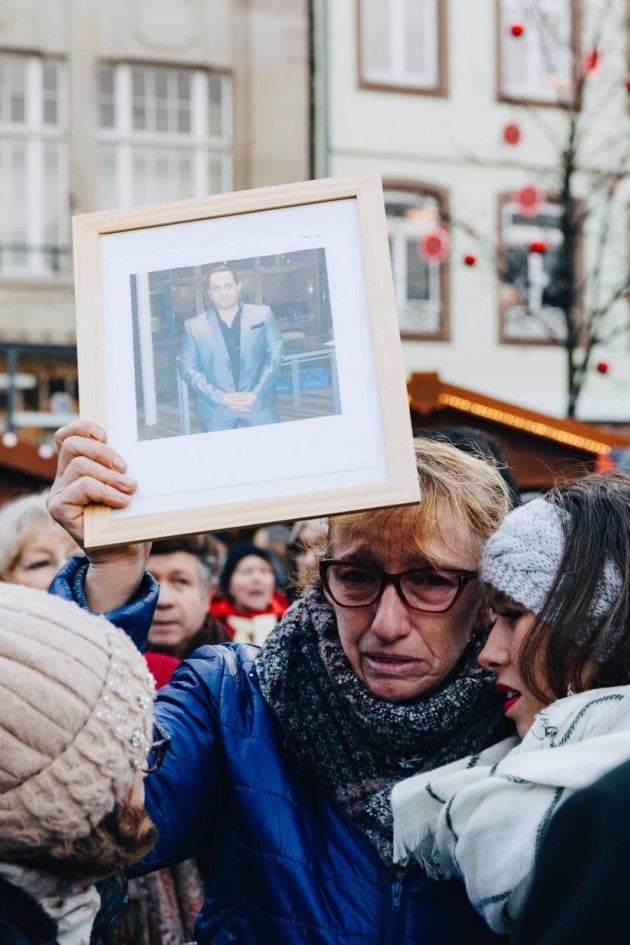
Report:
385,188,446,338
359,0,443,93
0,53,69,278
498,0,576,105
97,63,233,210
500,195,569,342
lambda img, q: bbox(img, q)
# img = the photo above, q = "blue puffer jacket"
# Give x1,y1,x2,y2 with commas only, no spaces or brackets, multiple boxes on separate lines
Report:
52,559,505,945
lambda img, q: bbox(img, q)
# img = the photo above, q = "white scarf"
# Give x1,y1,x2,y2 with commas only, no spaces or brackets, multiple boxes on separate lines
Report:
0,862,100,945
392,686,630,933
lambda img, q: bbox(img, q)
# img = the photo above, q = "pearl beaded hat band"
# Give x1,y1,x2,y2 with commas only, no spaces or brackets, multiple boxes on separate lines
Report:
0,584,155,858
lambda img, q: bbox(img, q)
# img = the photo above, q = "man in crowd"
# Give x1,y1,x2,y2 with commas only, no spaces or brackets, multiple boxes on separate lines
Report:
146,534,230,659
179,265,283,431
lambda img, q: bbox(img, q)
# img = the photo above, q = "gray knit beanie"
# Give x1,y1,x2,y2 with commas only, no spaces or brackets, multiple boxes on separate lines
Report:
0,583,155,859
481,497,622,631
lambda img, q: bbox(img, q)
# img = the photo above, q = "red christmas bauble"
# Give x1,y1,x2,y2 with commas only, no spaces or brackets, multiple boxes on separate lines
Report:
584,47,599,74
529,240,547,254
510,22,525,37
463,254,477,266
515,185,543,217
625,77,630,93
418,229,450,262
596,360,610,374
503,123,521,146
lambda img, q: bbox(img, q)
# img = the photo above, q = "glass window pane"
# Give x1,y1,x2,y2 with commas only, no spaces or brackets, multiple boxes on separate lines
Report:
208,152,224,193
155,70,168,99
97,144,117,211
178,107,191,133
501,196,568,340
403,0,436,81
406,239,431,300
133,105,146,130
43,140,69,272
177,70,191,101
361,0,391,74
43,61,58,91
97,66,115,128
132,69,146,96
0,140,27,269
99,102,114,127
0,54,26,123
99,65,114,94
43,100,57,124
10,94,25,122
385,188,443,336
156,105,168,131
208,73,223,135
500,0,573,101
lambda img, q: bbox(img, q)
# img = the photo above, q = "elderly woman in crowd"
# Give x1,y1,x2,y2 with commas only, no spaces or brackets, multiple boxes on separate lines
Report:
0,491,79,590
47,419,511,945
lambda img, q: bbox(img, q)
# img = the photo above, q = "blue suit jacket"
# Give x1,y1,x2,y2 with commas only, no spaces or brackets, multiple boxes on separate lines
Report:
179,303,283,410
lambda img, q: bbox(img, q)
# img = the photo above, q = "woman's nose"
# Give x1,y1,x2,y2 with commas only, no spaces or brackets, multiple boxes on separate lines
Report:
478,621,508,671
369,583,412,641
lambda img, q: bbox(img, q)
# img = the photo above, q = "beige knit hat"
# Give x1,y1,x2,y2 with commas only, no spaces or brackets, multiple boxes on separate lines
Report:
0,583,155,858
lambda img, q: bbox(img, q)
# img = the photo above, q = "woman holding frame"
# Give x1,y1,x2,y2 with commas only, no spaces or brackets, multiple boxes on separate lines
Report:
47,419,514,945
393,473,630,935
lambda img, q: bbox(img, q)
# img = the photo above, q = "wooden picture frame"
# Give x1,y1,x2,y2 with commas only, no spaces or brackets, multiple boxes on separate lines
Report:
73,174,419,548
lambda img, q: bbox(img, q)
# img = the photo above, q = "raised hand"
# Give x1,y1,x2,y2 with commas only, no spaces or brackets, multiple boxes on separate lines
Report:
48,420,151,612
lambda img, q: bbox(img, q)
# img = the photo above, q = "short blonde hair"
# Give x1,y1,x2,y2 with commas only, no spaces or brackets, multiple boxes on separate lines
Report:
304,438,511,587
0,492,68,579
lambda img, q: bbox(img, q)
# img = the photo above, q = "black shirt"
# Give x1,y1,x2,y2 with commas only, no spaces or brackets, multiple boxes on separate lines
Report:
215,307,242,390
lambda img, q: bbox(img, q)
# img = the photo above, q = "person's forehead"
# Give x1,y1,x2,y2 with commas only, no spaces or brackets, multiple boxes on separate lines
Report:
332,507,478,568
208,273,237,287
234,554,273,572
20,528,71,553
148,550,201,579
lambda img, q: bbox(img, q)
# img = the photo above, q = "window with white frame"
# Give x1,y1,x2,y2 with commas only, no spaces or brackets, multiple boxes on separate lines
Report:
97,63,232,210
359,0,443,92
499,195,570,342
498,0,575,104
0,52,69,276
386,188,446,337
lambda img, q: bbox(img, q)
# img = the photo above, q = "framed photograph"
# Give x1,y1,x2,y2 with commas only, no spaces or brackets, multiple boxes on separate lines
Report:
73,174,419,548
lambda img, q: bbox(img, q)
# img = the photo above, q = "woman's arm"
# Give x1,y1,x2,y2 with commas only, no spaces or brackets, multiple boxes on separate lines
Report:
131,654,225,872
47,420,151,614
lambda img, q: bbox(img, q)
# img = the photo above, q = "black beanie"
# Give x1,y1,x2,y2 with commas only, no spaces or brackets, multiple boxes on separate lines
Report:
219,543,276,596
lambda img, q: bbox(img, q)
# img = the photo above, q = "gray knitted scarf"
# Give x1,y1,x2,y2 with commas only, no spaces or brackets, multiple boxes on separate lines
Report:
257,588,507,862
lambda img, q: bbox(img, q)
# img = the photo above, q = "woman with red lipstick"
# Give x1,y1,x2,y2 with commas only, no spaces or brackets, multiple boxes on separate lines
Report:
393,473,630,936
47,422,515,945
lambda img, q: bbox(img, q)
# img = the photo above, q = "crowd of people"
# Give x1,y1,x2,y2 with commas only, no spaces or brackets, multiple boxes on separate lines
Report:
0,418,628,944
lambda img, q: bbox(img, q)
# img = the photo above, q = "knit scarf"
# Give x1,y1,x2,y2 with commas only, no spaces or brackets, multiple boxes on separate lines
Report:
0,862,100,945
257,588,507,863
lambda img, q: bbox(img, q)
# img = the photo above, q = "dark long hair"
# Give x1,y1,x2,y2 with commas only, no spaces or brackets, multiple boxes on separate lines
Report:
519,473,630,702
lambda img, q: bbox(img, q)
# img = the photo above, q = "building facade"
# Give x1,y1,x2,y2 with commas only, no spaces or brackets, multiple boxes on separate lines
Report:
312,0,630,421
0,0,310,441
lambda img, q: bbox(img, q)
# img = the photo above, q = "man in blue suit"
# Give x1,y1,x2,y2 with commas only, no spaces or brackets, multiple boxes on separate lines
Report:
179,265,283,431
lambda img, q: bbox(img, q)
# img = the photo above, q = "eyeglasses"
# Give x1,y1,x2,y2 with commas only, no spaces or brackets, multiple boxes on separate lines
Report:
142,722,171,774
319,559,479,613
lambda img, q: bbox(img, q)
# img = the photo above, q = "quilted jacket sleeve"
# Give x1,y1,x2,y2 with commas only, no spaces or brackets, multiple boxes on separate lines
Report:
49,554,158,652
130,649,231,873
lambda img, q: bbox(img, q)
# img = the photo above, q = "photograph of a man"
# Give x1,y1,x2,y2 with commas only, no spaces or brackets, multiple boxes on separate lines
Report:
179,265,283,432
